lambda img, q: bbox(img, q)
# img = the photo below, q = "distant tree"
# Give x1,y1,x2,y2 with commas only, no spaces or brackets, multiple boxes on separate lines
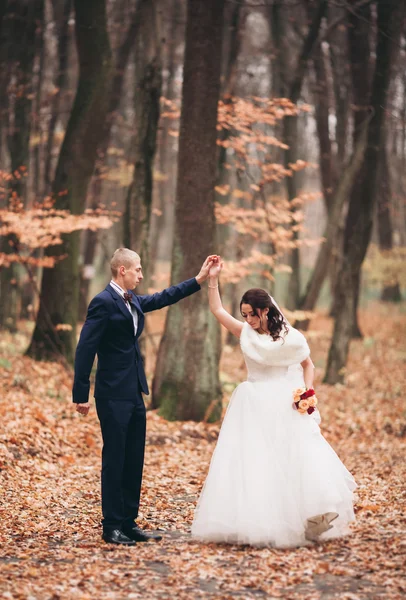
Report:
44,0,72,193
78,0,147,319
297,3,372,330
124,0,162,291
152,0,225,421
147,0,186,285
26,0,112,363
334,2,373,338
376,141,402,302
324,0,403,384
0,0,44,332
270,0,327,310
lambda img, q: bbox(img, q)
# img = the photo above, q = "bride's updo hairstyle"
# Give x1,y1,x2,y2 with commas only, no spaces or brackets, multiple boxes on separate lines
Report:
240,288,288,341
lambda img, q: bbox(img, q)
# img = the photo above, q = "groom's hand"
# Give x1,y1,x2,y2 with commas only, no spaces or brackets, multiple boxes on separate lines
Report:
196,255,219,284
76,402,90,416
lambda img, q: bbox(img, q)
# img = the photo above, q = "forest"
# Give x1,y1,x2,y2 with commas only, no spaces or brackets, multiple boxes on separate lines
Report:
0,0,405,598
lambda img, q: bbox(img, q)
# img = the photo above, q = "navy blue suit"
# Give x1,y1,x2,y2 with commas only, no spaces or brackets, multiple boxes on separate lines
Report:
73,277,200,530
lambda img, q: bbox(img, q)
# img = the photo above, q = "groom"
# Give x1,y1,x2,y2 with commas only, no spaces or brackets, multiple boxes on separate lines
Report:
73,248,215,545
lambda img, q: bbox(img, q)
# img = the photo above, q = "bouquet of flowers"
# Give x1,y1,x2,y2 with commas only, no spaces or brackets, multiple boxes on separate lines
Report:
293,387,318,415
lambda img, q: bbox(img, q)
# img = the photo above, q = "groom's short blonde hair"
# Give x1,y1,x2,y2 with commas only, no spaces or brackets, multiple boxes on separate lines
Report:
110,248,140,277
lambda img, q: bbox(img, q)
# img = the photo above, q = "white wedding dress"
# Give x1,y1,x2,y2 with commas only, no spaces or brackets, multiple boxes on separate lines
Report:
192,323,356,548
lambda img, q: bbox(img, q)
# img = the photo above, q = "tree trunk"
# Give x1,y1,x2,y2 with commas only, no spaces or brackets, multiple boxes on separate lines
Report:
377,142,402,302
220,3,246,347
147,0,184,286
5,0,43,200
294,25,348,326
124,0,162,292
152,0,224,422
78,0,145,319
31,14,46,205
0,0,44,332
44,0,72,193
26,0,112,363
327,16,350,305
328,4,350,173
313,41,337,215
324,0,402,384
0,0,8,35
296,114,370,328
278,0,328,309
330,3,372,331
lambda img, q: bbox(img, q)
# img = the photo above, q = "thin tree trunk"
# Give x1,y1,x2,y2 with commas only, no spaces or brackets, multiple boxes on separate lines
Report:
0,0,44,332
330,2,372,333
327,14,350,305
124,0,162,292
377,142,402,301
220,3,246,346
328,3,350,173
313,41,337,215
152,0,225,422
0,0,7,34
295,31,342,324
296,113,370,328
147,0,184,286
278,0,328,309
6,0,44,200
324,0,402,384
26,0,112,362
32,21,45,205
44,0,71,193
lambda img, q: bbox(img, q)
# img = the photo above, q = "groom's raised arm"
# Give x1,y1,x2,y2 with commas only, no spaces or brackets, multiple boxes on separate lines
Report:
72,296,109,404
137,255,216,313
137,277,201,313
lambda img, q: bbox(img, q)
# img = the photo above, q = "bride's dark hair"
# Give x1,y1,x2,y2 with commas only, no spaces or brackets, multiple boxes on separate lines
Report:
240,288,288,341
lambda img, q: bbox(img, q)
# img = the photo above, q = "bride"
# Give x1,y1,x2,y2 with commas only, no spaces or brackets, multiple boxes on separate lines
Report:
191,258,356,548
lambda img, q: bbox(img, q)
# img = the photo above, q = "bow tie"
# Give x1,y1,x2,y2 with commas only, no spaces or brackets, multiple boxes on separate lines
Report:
123,292,132,303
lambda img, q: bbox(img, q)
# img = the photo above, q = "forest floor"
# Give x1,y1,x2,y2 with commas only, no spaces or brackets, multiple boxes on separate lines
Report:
0,302,405,600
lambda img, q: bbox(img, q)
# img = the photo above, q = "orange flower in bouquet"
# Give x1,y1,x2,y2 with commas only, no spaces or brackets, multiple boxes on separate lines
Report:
293,388,318,415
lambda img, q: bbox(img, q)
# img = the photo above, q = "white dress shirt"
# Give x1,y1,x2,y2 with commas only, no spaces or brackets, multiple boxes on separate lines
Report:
109,280,138,335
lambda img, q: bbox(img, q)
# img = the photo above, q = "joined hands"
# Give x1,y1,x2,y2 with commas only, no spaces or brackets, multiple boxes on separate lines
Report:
196,255,221,284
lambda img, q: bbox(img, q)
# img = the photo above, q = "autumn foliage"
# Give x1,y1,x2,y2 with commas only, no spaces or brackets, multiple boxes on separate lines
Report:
0,169,118,268
162,96,319,284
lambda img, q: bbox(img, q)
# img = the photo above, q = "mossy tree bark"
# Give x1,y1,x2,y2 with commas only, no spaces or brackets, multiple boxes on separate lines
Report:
152,0,225,422
124,0,162,292
324,0,402,384
26,0,112,363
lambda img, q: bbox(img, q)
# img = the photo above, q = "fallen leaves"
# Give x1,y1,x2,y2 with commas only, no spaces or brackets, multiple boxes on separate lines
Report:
0,303,405,599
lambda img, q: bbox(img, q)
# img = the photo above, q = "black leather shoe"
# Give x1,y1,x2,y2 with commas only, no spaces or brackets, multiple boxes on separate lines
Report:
123,525,162,542
102,529,137,545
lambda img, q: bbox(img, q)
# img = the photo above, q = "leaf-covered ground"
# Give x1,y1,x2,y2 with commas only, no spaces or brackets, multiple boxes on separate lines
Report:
0,303,405,599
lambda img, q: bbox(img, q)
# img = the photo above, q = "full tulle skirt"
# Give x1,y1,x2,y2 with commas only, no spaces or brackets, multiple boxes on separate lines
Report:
191,378,356,548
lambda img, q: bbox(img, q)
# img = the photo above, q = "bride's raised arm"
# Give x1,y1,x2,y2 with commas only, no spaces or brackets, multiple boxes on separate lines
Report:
208,258,243,338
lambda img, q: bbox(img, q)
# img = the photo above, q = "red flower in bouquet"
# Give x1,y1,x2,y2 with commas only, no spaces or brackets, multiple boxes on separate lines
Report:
293,387,318,415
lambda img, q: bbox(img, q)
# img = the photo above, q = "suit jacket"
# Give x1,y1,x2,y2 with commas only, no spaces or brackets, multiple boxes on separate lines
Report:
72,277,201,403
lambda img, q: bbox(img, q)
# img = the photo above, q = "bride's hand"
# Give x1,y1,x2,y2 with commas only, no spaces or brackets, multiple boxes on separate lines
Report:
208,257,223,278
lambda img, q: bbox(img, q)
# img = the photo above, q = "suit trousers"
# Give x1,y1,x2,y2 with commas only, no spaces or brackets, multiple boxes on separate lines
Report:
95,388,146,532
